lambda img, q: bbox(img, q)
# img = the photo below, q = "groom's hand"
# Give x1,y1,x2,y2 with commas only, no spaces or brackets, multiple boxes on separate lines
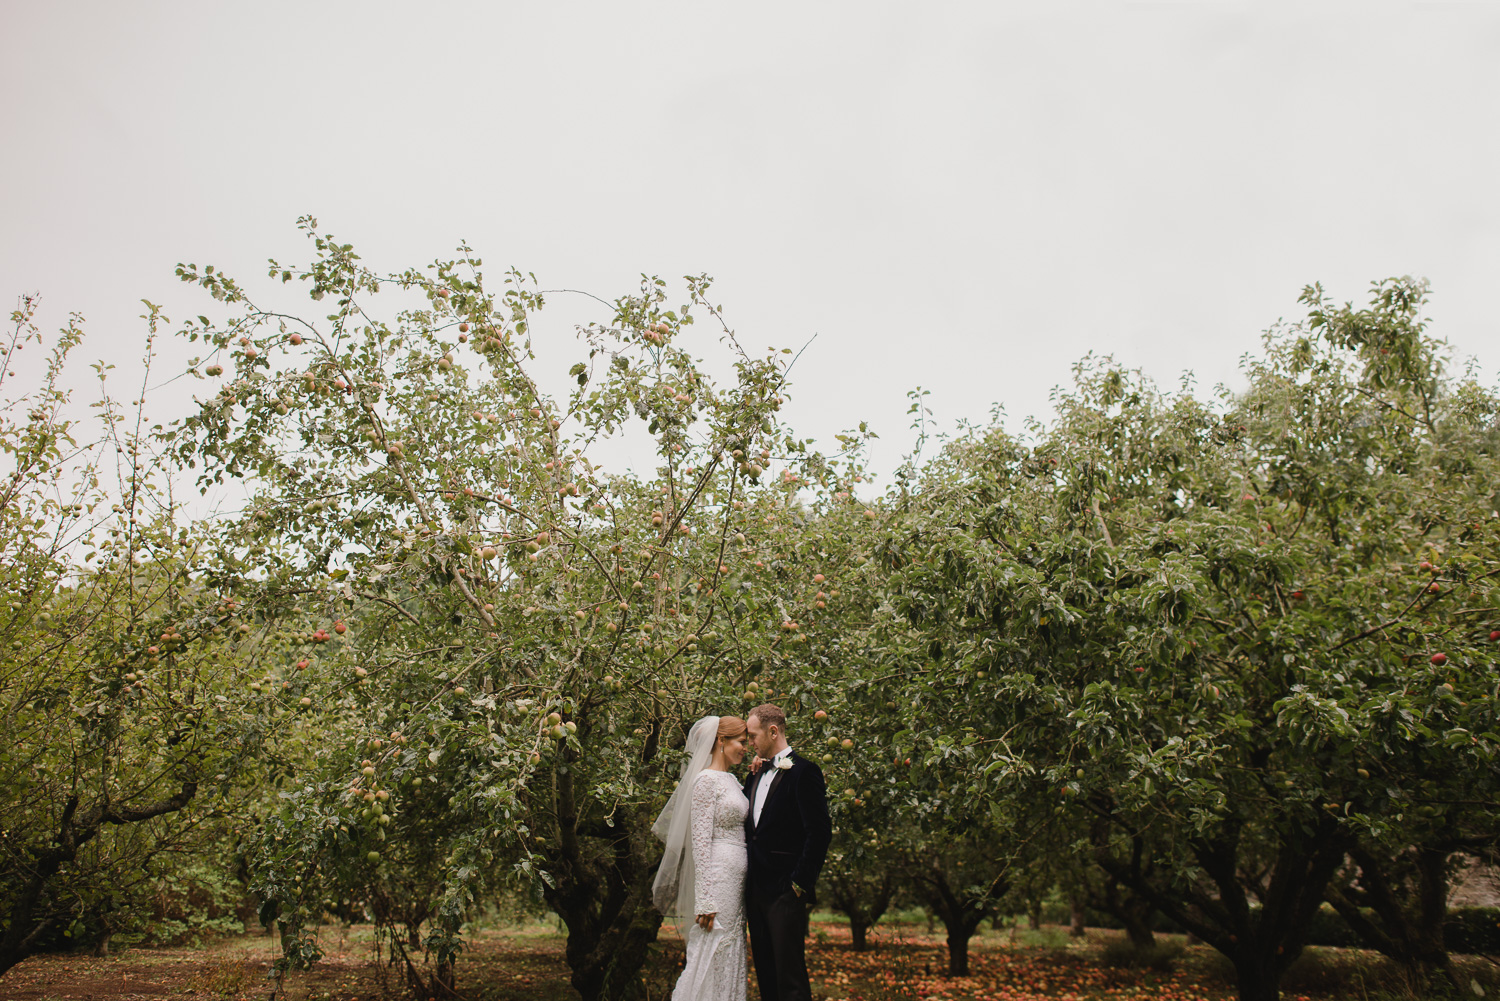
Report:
696,912,716,931
749,756,765,775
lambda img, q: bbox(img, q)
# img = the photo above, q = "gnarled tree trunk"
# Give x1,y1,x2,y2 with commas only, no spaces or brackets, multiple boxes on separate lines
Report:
825,868,895,952
910,863,1003,977
0,781,197,978
540,717,665,1001
1095,816,1351,1001
1325,840,1477,993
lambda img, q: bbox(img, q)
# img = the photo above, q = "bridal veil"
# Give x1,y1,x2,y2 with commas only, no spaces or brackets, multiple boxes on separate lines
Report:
651,715,719,925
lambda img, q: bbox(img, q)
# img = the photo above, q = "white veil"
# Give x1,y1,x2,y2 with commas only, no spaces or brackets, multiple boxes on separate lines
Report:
651,715,719,925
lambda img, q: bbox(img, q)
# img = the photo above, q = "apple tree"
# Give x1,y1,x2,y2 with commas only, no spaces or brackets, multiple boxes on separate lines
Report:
166,222,872,999
0,297,282,974
874,278,1500,1001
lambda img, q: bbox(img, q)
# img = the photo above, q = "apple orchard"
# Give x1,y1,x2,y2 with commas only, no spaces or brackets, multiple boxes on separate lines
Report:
2,224,1498,1001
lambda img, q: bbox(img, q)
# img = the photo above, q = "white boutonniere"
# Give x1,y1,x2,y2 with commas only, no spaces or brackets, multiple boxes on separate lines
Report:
773,756,793,771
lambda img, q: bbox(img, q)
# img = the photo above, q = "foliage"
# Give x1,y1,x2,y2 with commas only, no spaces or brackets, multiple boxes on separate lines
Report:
166,220,878,999
0,297,272,973
7,239,1500,1001
861,278,1500,1000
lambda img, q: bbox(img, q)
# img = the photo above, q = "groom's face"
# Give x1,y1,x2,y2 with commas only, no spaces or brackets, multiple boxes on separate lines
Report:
746,715,780,758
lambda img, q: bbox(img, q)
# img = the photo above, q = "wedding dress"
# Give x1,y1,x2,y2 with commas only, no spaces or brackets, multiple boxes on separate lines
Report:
673,768,749,1001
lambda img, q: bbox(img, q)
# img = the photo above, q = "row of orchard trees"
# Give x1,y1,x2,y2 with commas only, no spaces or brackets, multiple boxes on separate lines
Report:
815,278,1500,1001
0,294,291,975
1,220,1496,1001
157,221,884,1001
0,227,851,993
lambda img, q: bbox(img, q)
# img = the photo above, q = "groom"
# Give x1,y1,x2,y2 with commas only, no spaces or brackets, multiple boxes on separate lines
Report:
743,704,832,1001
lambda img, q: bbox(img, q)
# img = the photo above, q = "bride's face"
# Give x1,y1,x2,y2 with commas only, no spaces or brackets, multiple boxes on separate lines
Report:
720,733,749,766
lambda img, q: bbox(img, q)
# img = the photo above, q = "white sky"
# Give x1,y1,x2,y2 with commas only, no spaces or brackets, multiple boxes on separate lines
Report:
4,1,1499,482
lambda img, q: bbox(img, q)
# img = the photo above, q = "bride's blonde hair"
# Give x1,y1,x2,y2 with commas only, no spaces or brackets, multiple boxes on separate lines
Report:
717,715,748,741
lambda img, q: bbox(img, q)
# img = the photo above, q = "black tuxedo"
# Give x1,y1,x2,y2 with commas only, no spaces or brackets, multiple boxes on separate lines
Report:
742,752,831,1001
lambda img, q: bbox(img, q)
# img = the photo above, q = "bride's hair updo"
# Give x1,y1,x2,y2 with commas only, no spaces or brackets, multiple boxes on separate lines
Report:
717,715,748,741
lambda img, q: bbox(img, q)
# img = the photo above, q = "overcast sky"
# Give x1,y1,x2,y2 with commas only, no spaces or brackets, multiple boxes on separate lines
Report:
4,1,1498,482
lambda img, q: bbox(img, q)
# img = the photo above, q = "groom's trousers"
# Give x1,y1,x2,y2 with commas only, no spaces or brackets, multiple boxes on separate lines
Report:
746,885,811,1001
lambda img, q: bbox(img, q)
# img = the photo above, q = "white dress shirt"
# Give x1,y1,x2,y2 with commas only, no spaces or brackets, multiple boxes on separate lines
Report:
752,747,793,826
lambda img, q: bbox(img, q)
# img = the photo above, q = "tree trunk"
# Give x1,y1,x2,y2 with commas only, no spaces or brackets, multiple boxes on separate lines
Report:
1094,870,1156,950
434,956,454,996
1027,904,1041,931
1069,898,1086,938
550,889,662,1001
1328,841,1459,992
1094,816,1350,1001
1121,908,1156,950
946,929,971,977
911,862,1002,978
546,750,665,1001
0,781,197,978
850,920,870,952
1230,950,1286,1001
826,868,894,952
404,955,456,999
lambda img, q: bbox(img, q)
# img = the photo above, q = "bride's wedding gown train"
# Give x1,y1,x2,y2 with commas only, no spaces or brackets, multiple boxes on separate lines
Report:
673,769,749,1001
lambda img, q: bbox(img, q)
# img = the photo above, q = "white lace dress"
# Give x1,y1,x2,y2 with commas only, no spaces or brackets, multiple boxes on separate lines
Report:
672,769,749,1001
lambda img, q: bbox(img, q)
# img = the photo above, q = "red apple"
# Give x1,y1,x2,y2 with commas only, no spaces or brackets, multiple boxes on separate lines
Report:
1490,630,1500,641
334,621,347,635
1431,653,1448,666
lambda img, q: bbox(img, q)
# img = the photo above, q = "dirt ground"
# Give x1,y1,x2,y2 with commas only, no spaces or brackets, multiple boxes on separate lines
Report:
1,918,1490,1001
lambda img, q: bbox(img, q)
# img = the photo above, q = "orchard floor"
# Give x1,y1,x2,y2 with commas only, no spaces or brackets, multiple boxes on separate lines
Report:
1,918,1490,1001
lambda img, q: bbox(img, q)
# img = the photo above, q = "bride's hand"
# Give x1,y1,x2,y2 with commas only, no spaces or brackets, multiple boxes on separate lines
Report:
696,912,716,931
749,756,765,775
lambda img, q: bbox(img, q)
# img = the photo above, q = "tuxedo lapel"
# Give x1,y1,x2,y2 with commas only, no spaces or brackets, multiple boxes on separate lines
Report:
749,756,791,831
758,755,793,827
763,764,786,810
748,768,767,831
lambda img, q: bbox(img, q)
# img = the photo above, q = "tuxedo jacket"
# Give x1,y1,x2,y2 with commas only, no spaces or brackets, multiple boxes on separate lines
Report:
742,752,832,899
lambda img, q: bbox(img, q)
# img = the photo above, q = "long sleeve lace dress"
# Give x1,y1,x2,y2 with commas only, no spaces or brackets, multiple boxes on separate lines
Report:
672,769,749,1001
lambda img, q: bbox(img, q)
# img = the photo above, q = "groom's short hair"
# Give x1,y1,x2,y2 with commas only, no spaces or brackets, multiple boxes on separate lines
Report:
749,704,786,733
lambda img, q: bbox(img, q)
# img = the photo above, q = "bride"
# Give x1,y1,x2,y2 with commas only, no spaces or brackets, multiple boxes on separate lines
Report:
652,715,751,1001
